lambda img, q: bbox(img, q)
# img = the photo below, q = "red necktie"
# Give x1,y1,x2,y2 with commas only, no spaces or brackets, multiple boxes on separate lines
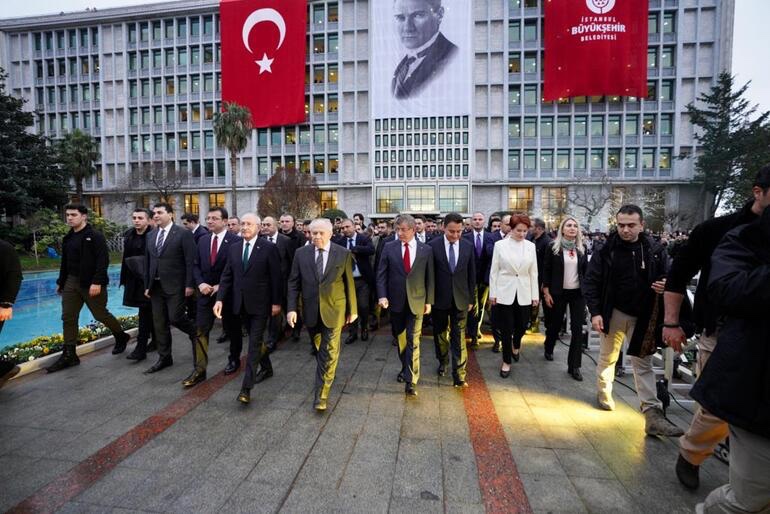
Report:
403,242,411,274
210,235,218,266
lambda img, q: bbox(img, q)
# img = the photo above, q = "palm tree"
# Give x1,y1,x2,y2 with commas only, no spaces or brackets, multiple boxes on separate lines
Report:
56,129,100,204
213,102,252,216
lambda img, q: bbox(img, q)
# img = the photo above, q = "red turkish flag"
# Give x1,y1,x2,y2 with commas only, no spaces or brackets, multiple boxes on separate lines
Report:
220,0,307,127
543,0,648,101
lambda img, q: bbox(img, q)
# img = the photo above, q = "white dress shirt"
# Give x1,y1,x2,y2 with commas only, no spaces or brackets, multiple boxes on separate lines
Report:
346,234,361,278
210,229,226,255
443,236,459,266
399,237,417,268
315,242,331,275
242,235,259,262
156,221,173,247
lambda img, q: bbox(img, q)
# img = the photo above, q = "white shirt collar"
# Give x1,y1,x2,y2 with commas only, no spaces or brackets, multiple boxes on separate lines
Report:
405,31,440,58
159,221,173,231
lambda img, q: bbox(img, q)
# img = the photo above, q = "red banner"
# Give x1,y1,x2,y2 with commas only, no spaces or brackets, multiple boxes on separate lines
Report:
543,0,648,101
220,0,307,127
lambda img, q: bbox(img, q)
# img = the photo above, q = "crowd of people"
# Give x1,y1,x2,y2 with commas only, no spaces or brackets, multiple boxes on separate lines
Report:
0,166,768,512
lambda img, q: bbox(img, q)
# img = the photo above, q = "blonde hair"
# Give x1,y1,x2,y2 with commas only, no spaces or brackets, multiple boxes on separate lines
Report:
551,216,585,255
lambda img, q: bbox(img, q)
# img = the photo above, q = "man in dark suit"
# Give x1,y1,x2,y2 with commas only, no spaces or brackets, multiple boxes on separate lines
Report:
528,218,553,334
181,212,209,244
288,218,358,411
429,213,475,387
414,214,433,244
0,237,22,387
279,213,307,340
463,211,496,348
261,216,292,351
488,214,511,353
143,202,199,375
377,214,435,396
372,220,396,331
332,218,374,344
215,213,282,404
391,0,458,99
186,207,242,387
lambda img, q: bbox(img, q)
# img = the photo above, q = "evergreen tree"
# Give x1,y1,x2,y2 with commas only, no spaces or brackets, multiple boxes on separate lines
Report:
55,129,100,204
0,68,67,219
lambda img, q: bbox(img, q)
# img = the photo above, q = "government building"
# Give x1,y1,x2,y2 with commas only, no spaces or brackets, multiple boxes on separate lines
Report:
0,0,735,230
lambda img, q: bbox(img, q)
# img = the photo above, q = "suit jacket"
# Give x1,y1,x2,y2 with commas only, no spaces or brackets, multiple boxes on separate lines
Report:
429,236,476,311
57,224,110,290
261,232,292,279
415,231,434,244
120,228,149,307
287,243,357,329
193,232,242,291
192,225,209,244
541,242,588,296
392,32,458,99
0,238,22,305
376,239,435,315
462,229,496,285
374,233,396,274
217,238,282,317
332,233,375,287
489,238,539,306
144,223,196,295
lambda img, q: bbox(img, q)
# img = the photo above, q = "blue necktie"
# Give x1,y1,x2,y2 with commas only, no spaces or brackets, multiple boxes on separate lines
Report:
348,238,357,272
242,242,250,268
449,242,456,273
475,232,482,258
156,228,165,253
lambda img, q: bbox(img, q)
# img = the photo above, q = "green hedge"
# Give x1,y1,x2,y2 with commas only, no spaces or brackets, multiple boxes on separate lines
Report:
0,315,138,365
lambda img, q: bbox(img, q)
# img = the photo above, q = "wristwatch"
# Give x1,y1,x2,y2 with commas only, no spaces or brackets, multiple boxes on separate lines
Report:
0,302,13,308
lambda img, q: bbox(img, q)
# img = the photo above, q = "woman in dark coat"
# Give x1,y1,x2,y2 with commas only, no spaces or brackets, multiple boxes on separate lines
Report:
542,216,588,381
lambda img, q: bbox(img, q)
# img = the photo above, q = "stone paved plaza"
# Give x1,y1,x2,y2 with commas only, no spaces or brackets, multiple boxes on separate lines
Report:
0,327,728,513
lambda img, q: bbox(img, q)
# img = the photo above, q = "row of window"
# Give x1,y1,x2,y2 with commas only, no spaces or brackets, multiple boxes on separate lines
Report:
181,189,340,217
508,114,674,138
34,28,98,52
507,47,675,75
375,148,470,165
128,74,220,98
508,148,673,171
127,16,217,43
508,81,675,104
43,112,101,132
310,34,339,55
35,56,100,79
507,11,675,43
375,132,470,148
376,185,469,214
375,116,470,132
375,165,470,181
36,84,101,105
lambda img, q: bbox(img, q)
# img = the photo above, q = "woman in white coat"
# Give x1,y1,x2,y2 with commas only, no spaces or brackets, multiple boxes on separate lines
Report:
489,214,539,378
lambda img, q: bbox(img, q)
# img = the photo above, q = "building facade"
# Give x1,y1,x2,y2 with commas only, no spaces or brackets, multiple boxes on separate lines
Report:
0,0,734,230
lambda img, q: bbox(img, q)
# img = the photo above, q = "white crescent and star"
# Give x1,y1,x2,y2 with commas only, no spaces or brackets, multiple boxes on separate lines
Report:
241,8,286,74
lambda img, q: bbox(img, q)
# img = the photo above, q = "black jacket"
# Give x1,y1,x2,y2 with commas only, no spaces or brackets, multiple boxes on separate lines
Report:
217,238,282,317
428,236,476,311
665,201,758,335
691,208,770,439
280,228,307,262
120,228,149,307
541,242,588,296
583,232,668,357
57,224,110,290
332,233,375,288
392,32,458,99
532,233,553,288
0,238,22,305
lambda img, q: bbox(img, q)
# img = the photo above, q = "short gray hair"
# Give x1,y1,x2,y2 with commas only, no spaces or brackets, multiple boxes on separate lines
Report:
309,218,333,234
241,213,262,225
394,214,416,229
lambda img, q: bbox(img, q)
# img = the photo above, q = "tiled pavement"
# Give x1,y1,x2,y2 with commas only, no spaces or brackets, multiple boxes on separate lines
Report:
0,326,728,513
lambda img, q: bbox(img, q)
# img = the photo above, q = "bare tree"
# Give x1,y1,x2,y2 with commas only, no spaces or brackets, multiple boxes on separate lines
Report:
568,174,613,230
130,162,185,203
257,167,320,219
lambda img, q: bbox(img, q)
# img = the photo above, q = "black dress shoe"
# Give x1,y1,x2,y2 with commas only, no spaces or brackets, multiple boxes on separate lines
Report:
182,369,206,387
314,399,328,412
544,352,554,361
500,367,511,378
112,332,131,354
437,364,446,377
224,360,240,375
254,368,273,384
237,388,251,404
310,347,318,356
360,329,369,341
126,349,146,361
344,333,358,345
144,357,173,374
570,368,584,381
266,341,277,354
146,341,158,353
675,454,700,490
397,372,406,383
469,337,479,349
291,330,301,342
512,351,520,362
405,383,417,396
492,341,501,353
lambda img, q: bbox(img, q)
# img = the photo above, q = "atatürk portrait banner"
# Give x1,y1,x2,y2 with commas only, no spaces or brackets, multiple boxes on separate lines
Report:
543,0,648,101
371,0,472,118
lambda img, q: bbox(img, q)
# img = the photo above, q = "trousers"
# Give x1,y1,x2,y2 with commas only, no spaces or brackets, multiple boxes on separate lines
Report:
61,275,125,346
391,309,424,386
596,309,662,412
698,425,770,514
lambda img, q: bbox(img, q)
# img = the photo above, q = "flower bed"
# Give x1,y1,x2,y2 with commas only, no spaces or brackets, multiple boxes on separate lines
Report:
0,315,138,365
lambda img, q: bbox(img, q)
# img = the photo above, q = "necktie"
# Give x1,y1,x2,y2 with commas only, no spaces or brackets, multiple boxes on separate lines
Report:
348,238,357,272
403,242,411,274
242,241,250,268
316,248,325,278
156,228,165,253
475,232,482,258
271,236,275,244
449,242,456,273
210,235,218,266
392,55,417,98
